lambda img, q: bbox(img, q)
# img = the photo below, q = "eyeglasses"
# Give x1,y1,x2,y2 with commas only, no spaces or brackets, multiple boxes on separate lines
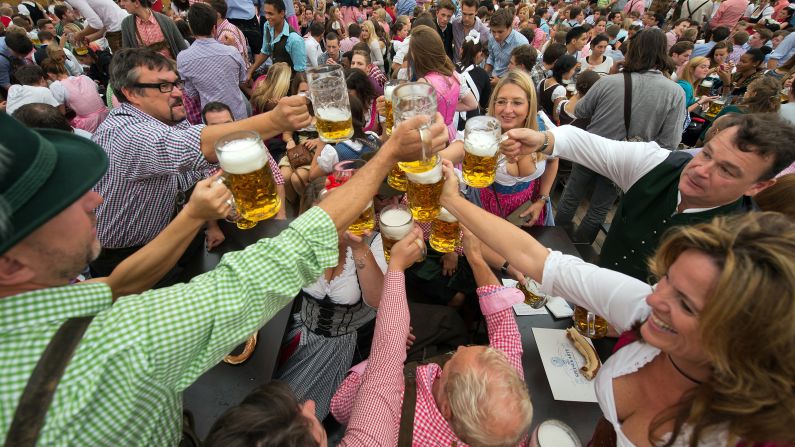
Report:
132,79,185,93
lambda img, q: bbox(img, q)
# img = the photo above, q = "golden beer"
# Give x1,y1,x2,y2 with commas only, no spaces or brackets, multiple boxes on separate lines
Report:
398,154,439,174
517,277,548,309
696,79,714,97
573,306,608,339
315,106,354,143
384,99,395,136
348,200,376,235
379,205,414,262
216,134,281,225
704,98,725,119
387,163,407,191
463,116,501,188
405,157,443,222
429,207,460,253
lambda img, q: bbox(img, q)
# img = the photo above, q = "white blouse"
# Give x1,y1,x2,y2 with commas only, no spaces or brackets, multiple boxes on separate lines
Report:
495,158,547,186
303,242,387,306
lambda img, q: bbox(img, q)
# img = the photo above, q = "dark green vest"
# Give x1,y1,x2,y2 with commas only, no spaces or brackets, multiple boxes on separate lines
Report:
599,151,755,282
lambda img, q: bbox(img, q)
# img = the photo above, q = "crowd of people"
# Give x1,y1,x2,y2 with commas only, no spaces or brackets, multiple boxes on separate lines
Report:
2,0,795,445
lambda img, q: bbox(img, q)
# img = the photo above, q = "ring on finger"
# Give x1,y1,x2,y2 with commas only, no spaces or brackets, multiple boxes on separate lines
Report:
414,238,425,252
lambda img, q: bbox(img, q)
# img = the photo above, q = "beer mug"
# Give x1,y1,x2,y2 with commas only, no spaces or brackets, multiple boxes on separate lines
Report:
215,131,281,226
704,96,726,120
517,277,548,309
530,420,581,447
348,200,376,235
565,83,576,99
405,154,444,222
781,87,790,104
383,79,406,136
307,64,354,143
379,204,416,263
429,207,460,253
696,78,714,97
573,305,608,339
332,159,366,186
463,116,501,188
393,82,438,163
387,163,407,191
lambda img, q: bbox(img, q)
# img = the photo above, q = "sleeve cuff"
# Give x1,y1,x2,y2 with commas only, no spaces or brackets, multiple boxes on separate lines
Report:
349,359,369,376
538,250,563,296
478,286,523,315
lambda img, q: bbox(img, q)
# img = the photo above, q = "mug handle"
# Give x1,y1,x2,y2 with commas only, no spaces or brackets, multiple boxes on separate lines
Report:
586,311,596,338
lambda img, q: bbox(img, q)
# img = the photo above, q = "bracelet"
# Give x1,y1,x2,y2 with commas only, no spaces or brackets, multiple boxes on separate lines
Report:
538,131,550,154
538,194,551,203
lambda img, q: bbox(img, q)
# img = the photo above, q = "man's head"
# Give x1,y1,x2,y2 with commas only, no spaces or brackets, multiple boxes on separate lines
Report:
264,0,286,30
324,32,340,58
204,0,227,20
110,48,186,125
490,8,514,43
351,49,371,72
749,28,773,48
4,28,33,58
437,0,455,29
340,50,352,69
12,103,73,132
434,346,533,447
12,16,33,31
771,30,789,48
0,114,108,293
348,22,361,39
672,18,690,36
309,20,324,40
641,11,656,28
542,42,566,67
187,3,216,37
509,44,537,71
119,0,149,14
609,11,622,24
711,26,730,42
565,26,588,51
202,101,234,125
36,30,54,43
36,18,55,34
623,28,675,74
203,381,324,447
569,7,583,22
461,0,478,27
14,65,46,86
53,4,77,23
679,114,795,210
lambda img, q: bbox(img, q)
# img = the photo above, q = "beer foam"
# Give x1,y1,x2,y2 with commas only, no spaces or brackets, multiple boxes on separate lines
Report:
405,162,442,184
701,80,714,88
464,132,499,157
537,423,577,447
384,85,397,100
436,207,457,223
217,139,268,174
316,106,352,121
379,208,413,239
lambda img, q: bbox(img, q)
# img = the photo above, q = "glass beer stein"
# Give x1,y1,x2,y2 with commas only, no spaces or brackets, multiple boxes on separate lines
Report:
393,82,438,166
379,204,416,262
463,116,501,188
383,79,406,137
387,163,407,191
517,277,548,309
573,305,608,339
215,131,281,227
307,64,354,143
405,155,444,222
704,96,726,120
348,200,376,235
429,207,460,253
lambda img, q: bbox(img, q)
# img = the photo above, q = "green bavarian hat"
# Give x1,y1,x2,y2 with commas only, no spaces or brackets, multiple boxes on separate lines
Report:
0,113,109,254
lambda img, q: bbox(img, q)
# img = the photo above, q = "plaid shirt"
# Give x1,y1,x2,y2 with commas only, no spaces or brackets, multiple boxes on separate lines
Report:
368,65,388,90
0,207,338,445
92,103,214,248
215,19,250,69
135,11,172,58
331,285,525,446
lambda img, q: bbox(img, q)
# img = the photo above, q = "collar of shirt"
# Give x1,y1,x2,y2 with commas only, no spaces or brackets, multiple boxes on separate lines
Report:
674,190,720,215
266,19,291,41
135,10,158,26
414,363,463,444
497,29,517,48
1,282,112,332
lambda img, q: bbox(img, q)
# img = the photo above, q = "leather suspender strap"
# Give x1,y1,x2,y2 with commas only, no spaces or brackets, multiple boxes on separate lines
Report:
4,316,94,447
397,362,419,447
623,72,632,140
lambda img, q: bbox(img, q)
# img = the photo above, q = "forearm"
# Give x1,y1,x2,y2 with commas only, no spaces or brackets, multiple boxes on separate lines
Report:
455,93,478,112
442,195,549,282
479,287,524,374
276,184,287,219
199,110,286,161
76,24,102,39
469,255,500,287
353,249,385,307
249,53,268,73
95,210,204,299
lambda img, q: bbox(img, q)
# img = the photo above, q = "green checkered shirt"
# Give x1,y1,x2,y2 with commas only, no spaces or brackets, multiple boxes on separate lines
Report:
0,207,338,446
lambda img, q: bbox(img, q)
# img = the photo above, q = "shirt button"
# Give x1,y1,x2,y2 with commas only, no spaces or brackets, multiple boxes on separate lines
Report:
641,241,645,244
614,262,619,266
623,256,627,259
653,230,657,234
630,249,635,253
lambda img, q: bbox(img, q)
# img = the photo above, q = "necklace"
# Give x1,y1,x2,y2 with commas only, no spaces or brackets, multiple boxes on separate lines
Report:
667,354,704,385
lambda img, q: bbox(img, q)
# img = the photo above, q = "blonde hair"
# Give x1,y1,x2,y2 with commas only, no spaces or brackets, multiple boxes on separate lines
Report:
408,25,455,77
250,62,291,113
754,174,795,219
446,348,533,447
680,56,709,91
360,20,378,45
488,69,539,131
647,212,795,446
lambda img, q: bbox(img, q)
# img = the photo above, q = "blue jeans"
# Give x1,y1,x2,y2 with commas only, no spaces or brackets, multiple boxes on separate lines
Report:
555,163,619,244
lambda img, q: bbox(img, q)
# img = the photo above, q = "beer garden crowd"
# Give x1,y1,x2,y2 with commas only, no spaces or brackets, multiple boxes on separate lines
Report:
1,0,795,444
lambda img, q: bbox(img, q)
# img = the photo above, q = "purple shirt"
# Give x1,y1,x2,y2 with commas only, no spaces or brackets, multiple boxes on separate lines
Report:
177,37,248,121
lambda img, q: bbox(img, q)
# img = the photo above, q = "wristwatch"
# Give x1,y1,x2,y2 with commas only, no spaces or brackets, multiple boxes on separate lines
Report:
538,194,551,203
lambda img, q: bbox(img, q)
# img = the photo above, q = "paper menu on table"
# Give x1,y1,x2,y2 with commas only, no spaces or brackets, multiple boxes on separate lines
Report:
532,328,598,402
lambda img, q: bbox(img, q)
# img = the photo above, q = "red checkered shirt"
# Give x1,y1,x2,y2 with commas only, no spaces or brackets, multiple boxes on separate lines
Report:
135,12,172,59
214,19,250,69
337,270,410,446
331,285,525,446
368,64,388,89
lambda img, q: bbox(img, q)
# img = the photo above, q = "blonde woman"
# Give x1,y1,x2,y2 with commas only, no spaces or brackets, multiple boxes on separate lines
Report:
250,62,292,115
676,56,718,113
360,19,385,71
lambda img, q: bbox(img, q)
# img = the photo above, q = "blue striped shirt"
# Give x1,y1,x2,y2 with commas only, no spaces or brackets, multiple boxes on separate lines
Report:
487,30,530,77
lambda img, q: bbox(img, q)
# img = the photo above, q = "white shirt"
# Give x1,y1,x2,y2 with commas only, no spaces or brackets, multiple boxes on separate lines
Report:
539,251,731,446
6,85,60,115
303,244,387,305
304,36,322,68
578,55,614,76
316,132,380,173
393,36,410,65
65,0,128,32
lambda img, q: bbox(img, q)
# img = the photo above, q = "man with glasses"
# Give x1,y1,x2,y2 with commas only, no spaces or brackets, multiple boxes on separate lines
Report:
90,47,308,277
451,0,490,64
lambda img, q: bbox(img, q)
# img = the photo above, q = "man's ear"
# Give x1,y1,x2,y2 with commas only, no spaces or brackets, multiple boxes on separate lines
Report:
745,177,776,197
0,255,36,287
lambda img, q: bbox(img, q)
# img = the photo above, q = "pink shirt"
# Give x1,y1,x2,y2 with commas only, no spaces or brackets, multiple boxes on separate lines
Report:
623,0,645,15
424,71,461,142
710,0,749,29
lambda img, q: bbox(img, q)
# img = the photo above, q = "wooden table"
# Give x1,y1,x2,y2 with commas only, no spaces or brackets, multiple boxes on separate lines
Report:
518,226,608,443
179,218,296,439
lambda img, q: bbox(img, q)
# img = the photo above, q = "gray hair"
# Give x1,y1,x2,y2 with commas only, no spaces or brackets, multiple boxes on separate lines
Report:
109,48,176,103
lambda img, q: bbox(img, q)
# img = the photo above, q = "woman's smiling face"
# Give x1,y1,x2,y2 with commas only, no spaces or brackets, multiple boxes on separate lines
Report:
492,83,530,131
